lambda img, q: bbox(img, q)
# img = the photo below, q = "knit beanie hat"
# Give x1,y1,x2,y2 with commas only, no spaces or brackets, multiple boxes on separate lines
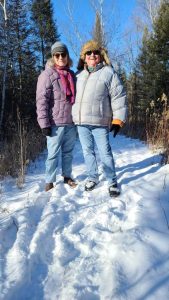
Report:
80,40,111,66
51,41,69,55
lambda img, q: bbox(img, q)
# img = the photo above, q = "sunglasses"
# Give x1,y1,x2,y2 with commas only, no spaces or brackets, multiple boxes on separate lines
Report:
85,50,100,56
54,52,67,58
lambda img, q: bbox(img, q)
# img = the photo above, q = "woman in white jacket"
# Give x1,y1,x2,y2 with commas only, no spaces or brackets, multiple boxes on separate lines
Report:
72,40,127,197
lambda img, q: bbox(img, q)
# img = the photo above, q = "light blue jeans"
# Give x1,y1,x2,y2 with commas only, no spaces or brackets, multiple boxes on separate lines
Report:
77,125,117,185
46,125,77,183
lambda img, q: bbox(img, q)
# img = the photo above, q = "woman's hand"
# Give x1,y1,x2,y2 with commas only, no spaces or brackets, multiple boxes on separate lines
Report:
110,124,120,137
42,127,52,137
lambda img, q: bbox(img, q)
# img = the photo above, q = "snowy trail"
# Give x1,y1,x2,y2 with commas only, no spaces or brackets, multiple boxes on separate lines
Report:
0,135,169,300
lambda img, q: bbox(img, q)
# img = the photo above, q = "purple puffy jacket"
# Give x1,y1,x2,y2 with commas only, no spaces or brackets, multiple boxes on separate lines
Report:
36,59,75,129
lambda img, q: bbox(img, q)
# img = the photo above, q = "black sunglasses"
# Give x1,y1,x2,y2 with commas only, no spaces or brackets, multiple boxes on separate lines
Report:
85,50,100,56
54,52,67,58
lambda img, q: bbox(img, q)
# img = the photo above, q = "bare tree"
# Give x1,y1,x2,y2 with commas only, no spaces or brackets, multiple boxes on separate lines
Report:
90,0,120,49
59,0,85,57
136,0,164,30
55,0,121,63
121,0,164,75
144,0,164,25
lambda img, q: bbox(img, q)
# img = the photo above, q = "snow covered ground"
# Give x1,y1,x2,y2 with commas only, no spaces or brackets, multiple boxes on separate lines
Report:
0,135,169,300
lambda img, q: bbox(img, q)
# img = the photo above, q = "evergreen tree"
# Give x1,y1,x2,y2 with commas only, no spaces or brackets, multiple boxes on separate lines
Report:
151,0,169,97
138,1,169,103
126,1,169,141
31,0,60,68
0,0,61,177
5,0,37,125
92,11,106,47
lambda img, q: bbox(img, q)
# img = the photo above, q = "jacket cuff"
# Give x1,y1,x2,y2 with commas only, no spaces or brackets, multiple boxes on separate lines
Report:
112,119,124,127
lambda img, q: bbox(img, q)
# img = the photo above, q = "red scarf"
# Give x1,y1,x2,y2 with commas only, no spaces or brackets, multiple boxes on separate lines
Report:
55,65,75,104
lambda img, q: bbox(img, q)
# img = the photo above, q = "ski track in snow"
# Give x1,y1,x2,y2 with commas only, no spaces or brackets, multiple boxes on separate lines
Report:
0,136,169,300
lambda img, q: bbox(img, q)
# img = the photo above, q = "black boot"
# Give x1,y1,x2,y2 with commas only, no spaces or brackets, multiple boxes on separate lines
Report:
85,181,97,191
109,183,120,197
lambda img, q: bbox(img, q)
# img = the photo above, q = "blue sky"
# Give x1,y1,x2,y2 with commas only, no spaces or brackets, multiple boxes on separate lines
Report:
52,0,137,69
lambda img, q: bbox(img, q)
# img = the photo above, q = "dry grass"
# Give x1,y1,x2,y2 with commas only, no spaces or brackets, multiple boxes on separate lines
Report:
146,93,169,164
0,125,45,184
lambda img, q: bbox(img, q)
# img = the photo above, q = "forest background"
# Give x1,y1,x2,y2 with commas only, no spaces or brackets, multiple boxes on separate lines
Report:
0,0,169,186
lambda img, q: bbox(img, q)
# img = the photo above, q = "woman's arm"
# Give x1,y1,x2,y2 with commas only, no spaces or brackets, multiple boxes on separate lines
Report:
109,71,127,126
36,71,52,129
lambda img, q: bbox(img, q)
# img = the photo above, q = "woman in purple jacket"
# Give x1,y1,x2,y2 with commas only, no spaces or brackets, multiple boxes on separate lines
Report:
36,41,77,191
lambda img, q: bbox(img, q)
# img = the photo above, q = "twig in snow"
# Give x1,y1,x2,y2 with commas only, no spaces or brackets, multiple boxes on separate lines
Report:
163,173,167,191
12,217,19,231
158,196,169,231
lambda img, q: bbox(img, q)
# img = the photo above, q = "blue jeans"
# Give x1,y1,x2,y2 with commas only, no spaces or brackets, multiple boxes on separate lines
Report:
77,125,117,185
46,125,77,183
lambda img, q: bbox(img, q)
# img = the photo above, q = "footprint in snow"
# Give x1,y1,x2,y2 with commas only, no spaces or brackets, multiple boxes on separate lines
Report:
55,235,80,266
70,220,85,234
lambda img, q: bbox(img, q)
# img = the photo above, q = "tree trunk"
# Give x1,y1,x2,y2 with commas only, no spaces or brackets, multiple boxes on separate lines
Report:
0,57,8,130
41,39,45,68
0,1,8,131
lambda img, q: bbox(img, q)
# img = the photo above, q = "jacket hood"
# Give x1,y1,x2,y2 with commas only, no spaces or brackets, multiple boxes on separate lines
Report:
45,58,55,69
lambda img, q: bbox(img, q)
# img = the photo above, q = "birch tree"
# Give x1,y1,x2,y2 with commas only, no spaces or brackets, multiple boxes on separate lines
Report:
136,0,164,31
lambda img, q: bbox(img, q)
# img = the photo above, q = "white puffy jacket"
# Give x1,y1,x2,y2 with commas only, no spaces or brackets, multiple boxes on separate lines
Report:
72,63,127,127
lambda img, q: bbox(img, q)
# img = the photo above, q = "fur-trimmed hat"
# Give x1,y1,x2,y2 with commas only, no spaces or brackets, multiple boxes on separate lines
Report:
80,40,111,66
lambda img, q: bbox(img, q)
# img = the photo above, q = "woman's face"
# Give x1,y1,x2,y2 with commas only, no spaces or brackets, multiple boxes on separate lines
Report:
53,52,68,67
85,50,101,67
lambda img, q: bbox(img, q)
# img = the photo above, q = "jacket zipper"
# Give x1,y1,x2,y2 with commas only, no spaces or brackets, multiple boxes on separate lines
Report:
79,73,90,124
